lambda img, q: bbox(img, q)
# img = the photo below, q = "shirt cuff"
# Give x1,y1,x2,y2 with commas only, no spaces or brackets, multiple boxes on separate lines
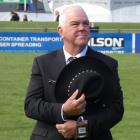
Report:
61,104,68,121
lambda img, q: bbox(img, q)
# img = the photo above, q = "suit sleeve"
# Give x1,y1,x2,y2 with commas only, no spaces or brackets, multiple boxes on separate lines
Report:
24,58,63,124
84,61,124,137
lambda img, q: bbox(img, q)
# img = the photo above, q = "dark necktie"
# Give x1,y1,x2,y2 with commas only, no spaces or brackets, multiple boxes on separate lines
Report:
68,57,77,64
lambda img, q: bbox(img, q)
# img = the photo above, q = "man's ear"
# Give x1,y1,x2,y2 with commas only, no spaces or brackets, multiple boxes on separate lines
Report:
57,26,63,36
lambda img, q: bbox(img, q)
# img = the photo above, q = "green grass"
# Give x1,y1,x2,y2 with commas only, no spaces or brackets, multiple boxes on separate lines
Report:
0,53,140,140
108,54,140,140
0,21,58,32
0,21,140,33
0,53,40,140
97,22,140,33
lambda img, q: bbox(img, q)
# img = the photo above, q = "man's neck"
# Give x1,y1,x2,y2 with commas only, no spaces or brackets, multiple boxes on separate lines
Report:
64,45,86,56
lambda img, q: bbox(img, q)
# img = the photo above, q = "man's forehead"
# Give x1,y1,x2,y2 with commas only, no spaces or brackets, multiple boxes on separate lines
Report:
65,14,88,22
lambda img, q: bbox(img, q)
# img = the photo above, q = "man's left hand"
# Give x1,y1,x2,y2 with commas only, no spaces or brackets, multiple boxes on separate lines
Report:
56,120,77,139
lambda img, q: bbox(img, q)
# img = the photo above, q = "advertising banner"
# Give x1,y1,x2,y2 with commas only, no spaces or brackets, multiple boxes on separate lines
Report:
0,32,133,53
135,34,140,53
0,32,63,52
89,33,132,53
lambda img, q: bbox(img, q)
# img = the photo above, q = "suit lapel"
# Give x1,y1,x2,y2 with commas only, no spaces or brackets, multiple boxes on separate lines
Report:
86,47,95,56
51,49,66,80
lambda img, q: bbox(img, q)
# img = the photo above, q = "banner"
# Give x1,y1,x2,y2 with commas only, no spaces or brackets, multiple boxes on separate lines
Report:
89,33,132,53
0,0,24,3
0,32,133,53
135,34,140,53
0,32,63,52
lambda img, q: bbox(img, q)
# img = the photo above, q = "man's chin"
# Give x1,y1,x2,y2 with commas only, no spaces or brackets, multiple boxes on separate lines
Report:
76,43,87,48
78,41,88,46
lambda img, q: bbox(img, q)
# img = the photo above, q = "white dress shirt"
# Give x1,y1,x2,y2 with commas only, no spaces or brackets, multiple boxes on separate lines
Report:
63,46,88,64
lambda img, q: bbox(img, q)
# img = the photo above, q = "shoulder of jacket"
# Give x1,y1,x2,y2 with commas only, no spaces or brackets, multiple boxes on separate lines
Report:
96,51,117,63
36,50,58,61
88,47,118,68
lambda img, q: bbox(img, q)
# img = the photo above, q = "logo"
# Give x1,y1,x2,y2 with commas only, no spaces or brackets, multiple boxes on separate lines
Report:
89,37,124,47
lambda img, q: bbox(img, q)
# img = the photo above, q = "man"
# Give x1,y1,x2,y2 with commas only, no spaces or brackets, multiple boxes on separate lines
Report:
24,5,124,140
55,10,60,22
10,11,20,21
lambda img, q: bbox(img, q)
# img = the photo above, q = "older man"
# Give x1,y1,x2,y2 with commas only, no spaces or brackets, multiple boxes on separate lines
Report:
25,5,124,140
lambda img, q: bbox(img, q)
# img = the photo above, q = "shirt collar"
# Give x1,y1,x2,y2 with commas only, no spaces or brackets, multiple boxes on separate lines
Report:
63,46,88,64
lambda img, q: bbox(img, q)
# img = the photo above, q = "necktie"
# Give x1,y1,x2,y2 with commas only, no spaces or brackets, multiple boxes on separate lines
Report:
68,57,77,64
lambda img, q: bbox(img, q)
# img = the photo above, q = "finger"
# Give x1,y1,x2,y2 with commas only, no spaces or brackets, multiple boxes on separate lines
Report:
76,94,85,103
58,129,62,133
56,124,62,130
58,129,65,134
56,124,65,134
69,89,79,100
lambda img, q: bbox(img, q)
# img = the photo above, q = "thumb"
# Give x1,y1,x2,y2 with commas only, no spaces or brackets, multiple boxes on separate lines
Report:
56,124,60,129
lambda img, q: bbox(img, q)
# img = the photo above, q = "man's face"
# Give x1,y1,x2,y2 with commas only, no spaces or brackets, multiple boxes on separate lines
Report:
58,10,90,47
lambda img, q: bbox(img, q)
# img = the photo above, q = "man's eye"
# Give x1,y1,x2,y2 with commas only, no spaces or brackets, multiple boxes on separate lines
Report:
72,23,78,26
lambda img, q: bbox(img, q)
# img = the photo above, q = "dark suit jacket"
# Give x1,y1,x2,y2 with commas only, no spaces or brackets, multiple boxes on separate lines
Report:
24,47,124,140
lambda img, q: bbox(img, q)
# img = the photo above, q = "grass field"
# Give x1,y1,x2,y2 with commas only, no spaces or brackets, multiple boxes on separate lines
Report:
0,21,140,33
0,53,140,140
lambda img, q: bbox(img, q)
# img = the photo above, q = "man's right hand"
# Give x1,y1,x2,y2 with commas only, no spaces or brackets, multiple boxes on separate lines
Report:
63,89,86,116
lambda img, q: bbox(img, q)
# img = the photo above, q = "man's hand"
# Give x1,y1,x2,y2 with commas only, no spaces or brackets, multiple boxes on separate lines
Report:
63,89,86,116
56,120,77,139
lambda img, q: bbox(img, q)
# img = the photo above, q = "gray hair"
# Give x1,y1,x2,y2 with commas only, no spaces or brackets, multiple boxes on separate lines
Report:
58,13,66,26
58,5,87,27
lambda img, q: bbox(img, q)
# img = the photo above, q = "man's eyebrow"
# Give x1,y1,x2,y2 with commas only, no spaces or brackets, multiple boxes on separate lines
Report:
70,20,89,23
70,21,79,23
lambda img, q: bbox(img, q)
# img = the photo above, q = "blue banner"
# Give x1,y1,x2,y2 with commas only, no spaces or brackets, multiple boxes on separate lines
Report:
0,32,133,53
89,33,132,53
135,34,140,53
0,32,63,52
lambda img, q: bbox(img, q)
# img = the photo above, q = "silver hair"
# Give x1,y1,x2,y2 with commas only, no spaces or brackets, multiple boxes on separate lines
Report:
58,5,86,27
58,14,66,27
